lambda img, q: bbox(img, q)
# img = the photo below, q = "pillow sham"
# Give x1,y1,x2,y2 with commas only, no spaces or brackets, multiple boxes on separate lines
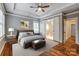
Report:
18,32,34,39
18,32,28,39
26,32,34,36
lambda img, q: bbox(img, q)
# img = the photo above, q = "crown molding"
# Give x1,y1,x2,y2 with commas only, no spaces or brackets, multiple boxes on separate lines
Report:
43,13,63,20
65,10,79,16
5,12,39,20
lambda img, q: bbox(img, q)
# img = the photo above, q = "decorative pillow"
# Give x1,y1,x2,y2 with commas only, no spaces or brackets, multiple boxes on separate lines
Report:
26,32,34,36
18,32,28,39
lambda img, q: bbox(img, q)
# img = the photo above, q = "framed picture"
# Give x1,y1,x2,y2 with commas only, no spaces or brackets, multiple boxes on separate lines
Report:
20,20,29,29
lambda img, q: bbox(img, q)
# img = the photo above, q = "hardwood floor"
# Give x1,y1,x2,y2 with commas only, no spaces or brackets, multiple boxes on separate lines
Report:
1,36,79,56
40,36,79,56
0,38,17,56
0,42,12,56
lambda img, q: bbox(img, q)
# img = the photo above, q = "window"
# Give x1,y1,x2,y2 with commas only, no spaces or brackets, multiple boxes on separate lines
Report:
0,10,5,37
33,21,39,33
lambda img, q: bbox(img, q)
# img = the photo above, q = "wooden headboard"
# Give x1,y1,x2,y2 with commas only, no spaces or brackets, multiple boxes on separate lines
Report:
18,30,34,32
16,30,34,39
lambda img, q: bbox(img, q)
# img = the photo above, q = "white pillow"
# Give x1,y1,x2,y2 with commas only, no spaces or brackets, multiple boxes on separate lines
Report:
18,32,28,39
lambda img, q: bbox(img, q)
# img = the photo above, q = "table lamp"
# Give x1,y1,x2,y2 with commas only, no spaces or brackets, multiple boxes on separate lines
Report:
8,28,14,36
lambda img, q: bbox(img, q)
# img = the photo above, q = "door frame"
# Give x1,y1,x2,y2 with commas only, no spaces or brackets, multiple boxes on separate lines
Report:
63,17,77,43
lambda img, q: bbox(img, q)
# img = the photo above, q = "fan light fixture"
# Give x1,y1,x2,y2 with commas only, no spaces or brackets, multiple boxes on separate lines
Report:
30,3,49,12
38,7,41,11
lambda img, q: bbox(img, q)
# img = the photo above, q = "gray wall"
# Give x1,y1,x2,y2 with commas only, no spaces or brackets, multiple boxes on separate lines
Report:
5,15,37,35
76,17,79,44
53,15,64,43
53,16,60,42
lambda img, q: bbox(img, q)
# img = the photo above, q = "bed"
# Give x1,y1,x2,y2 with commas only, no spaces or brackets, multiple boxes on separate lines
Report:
17,30,45,48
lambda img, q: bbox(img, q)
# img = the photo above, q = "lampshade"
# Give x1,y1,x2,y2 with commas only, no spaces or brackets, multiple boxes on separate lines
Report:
8,28,14,31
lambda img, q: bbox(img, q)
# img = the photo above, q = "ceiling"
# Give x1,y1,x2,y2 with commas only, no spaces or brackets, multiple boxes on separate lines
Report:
4,3,79,19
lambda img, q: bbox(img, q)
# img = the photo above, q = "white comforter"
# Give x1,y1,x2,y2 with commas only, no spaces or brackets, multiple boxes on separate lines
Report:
18,35,44,47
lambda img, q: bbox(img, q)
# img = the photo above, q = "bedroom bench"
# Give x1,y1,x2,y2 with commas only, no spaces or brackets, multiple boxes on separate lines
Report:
32,40,46,50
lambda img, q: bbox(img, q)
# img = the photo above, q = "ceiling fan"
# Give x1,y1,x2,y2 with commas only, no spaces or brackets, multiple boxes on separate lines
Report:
30,3,49,12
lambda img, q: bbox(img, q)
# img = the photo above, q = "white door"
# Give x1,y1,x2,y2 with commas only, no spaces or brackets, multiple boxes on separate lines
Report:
53,17,60,42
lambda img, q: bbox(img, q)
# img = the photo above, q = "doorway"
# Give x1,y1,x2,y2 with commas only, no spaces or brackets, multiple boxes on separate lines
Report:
64,18,76,42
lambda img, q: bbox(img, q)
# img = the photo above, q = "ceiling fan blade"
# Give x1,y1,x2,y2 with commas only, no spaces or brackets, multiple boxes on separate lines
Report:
35,9,38,12
30,6,37,8
41,5,49,8
41,9,45,12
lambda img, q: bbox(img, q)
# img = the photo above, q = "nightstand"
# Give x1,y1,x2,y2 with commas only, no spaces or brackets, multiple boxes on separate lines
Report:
6,35,17,44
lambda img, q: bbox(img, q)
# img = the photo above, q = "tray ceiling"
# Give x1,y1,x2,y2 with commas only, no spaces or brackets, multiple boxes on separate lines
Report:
4,3,77,19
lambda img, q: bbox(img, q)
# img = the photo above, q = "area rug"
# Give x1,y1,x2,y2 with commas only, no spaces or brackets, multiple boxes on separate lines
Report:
12,39,58,56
